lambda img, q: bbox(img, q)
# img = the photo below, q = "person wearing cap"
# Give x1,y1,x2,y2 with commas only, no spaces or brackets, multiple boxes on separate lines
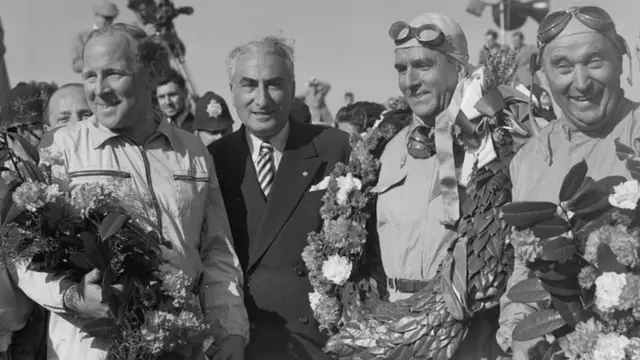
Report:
0,82,49,146
71,0,119,74
497,6,640,359
369,12,504,359
193,91,233,146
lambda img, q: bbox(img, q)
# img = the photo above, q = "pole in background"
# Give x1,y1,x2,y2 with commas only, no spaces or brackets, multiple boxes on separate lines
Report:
499,0,506,45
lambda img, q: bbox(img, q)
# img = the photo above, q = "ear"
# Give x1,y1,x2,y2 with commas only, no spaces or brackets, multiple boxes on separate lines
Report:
456,63,467,83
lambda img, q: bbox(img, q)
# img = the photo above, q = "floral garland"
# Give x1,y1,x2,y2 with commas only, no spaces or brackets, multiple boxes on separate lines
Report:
303,117,406,332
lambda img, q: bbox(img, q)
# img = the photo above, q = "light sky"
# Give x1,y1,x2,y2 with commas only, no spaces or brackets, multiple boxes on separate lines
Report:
1,0,639,122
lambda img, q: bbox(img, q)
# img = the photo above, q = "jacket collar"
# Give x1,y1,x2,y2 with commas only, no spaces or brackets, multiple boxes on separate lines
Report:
89,109,178,150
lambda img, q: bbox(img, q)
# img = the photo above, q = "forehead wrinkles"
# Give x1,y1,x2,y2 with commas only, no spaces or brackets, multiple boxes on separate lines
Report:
544,33,617,62
234,52,288,80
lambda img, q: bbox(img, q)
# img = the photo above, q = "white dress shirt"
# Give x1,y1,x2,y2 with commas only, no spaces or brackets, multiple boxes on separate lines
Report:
245,121,291,173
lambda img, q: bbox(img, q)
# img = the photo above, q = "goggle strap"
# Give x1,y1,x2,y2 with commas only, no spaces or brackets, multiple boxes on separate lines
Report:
622,38,633,86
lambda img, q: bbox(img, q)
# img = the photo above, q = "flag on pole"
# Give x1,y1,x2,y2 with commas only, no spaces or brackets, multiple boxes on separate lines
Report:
466,0,487,17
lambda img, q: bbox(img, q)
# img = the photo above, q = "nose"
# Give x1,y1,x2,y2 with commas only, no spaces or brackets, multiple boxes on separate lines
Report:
94,74,111,97
254,84,269,107
572,65,592,92
402,68,421,94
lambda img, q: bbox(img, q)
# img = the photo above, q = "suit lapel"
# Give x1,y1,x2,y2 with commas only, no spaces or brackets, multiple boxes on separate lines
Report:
248,121,322,271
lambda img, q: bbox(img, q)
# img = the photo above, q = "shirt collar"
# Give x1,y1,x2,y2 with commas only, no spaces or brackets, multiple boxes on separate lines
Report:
245,120,291,157
89,109,178,150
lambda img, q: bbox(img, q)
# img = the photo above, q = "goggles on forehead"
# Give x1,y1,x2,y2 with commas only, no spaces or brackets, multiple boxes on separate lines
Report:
529,5,632,85
536,6,616,47
388,21,446,47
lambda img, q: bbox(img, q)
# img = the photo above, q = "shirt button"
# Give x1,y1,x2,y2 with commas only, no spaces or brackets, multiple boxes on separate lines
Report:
299,316,308,324
249,322,256,330
294,267,304,276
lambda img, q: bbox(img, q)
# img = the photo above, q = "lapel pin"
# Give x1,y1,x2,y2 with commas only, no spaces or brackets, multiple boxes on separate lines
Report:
302,171,308,177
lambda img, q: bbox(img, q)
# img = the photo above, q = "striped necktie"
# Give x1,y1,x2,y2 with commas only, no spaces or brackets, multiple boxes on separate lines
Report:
256,142,275,197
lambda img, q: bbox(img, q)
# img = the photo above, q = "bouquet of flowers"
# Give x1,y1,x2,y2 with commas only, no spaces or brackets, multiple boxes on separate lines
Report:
0,132,212,359
503,138,640,360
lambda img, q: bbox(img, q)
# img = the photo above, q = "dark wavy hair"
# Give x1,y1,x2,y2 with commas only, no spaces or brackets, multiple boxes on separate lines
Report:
335,101,386,133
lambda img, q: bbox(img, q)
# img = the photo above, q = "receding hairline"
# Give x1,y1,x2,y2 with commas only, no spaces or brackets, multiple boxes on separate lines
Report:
227,36,295,80
228,50,294,80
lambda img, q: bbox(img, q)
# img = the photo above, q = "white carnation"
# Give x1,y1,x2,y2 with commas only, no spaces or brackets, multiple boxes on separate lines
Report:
321,255,353,285
592,333,630,360
594,272,627,312
335,173,362,205
609,180,640,210
309,292,322,312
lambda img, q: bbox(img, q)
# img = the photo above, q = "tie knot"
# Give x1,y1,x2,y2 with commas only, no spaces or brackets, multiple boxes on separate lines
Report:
260,142,273,154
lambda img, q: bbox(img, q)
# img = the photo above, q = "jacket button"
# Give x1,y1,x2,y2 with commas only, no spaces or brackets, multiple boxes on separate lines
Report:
286,342,294,351
299,316,308,324
294,267,304,276
249,322,255,330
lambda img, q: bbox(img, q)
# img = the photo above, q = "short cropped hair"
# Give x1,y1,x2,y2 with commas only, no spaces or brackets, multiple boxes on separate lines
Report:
83,23,170,73
486,29,498,39
513,31,524,40
157,68,186,90
226,35,295,80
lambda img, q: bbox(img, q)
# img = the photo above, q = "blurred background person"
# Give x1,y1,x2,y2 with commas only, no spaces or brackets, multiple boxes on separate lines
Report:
335,101,386,135
343,91,354,106
71,0,119,74
0,82,51,147
45,83,92,129
304,77,333,126
156,68,194,131
511,31,536,87
478,29,501,66
530,84,556,121
192,91,233,146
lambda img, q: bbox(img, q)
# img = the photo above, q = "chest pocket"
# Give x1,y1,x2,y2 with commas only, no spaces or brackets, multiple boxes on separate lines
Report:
67,168,132,185
173,170,210,212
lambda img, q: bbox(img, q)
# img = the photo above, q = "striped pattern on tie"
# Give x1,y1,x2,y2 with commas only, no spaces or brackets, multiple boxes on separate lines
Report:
256,142,275,196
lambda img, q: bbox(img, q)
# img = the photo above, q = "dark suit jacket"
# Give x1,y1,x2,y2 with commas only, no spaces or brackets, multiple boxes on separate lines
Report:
209,120,350,360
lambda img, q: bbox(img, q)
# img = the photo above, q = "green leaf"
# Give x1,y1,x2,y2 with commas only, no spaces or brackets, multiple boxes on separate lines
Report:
17,161,46,183
79,318,116,338
597,243,627,274
541,278,582,296
538,261,582,282
1,198,22,227
512,309,566,342
615,138,637,160
532,217,570,239
501,202,558,228
99,213,128,241
80,232,108,270
67,252,91,271
559,160,588,202
568,188,610,216
440,273,466,321
6,133,39,164
0,149,10,163
551,295,586,327
507,278,551,303
540,237,577,262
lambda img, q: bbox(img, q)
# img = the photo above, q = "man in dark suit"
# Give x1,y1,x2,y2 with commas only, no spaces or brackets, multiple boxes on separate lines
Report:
209,35,350,359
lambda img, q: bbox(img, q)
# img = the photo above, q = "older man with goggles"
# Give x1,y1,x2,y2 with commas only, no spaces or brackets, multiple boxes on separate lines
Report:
498,5,640,359
369,13,504,360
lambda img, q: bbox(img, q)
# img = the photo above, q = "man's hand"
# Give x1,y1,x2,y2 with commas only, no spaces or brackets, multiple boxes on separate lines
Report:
207,335,244,360
63,269,120,319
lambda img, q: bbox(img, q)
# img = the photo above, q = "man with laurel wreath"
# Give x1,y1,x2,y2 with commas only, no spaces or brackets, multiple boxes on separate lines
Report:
370,13,503,359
